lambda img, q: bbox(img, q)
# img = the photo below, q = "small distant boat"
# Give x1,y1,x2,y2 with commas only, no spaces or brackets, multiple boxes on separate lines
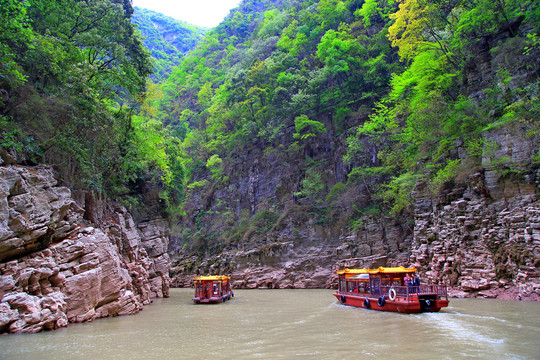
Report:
193,275,234,304
333,267,449,313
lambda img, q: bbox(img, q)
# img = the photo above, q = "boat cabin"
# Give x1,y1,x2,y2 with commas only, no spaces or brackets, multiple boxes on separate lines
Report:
193,275,233,304
334,266,449,313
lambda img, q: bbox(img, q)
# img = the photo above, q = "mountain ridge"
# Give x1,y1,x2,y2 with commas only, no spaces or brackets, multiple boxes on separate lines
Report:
133,7,209,82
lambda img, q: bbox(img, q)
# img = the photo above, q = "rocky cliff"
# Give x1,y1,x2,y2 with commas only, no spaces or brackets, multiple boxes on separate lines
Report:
169,15,539,301
169,132,417,290
171,127,539,301
169,105,539,301
0,165,171,333
411,126,539,300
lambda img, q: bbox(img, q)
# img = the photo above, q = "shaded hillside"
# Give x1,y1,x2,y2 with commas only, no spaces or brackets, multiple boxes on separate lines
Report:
0,0,177,333
132,7,208,82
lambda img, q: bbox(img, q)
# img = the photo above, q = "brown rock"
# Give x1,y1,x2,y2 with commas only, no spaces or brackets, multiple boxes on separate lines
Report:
0,165,172,333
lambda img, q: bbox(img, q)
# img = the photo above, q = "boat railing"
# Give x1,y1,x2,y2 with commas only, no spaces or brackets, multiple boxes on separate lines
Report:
340,281,448,302
379,284,448,302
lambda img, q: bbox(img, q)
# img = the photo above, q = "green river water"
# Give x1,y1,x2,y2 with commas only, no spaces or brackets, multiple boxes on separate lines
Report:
1,288,539,359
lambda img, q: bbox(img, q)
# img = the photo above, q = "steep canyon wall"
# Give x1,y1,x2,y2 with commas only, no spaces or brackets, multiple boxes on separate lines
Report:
411,127,540,300
0,165,171,333
169,24,539,301
171,128,539,300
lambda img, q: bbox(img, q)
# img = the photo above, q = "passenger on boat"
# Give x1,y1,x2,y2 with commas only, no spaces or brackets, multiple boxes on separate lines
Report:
404,274,412,286
404,273,414,293
412,273,420,293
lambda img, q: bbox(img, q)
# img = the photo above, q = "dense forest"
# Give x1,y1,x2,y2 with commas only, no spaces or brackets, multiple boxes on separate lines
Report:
0,0,186,216
151,0,539,256
132,7,208,82
1,0,539,259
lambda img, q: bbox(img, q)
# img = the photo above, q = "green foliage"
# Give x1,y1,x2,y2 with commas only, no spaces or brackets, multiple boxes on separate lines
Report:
317,27,359,73
128,113,186,210
0,0,188,215
356,0,397,27
348,166,391,184
341,0,539,215
430,159,461,194
379,172,420,215
325,182,345,205
257,9,288,39
206,154,227,182
317,0,349,29
0,0,32,87
294,167,325,200
187,179,209,190
0,115,41,161
293,115,326,140
333,107,351,133
132,7,207,82
252,209,280,234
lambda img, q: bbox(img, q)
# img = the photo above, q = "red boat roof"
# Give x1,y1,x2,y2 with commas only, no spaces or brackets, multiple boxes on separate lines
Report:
337,266,416,275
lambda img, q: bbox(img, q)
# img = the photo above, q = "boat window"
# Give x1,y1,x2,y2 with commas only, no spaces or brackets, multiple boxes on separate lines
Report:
339,279,346,292
361,282,369,293
371,277,380,295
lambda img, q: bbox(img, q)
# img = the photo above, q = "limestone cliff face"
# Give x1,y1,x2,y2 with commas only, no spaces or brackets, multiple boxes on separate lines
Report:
171,129,538,301
170,134,415,290
0,165,171,333
411,126,539,300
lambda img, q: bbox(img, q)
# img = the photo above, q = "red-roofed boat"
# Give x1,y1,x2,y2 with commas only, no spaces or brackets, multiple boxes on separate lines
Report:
333,267,449,313
193,275,233,304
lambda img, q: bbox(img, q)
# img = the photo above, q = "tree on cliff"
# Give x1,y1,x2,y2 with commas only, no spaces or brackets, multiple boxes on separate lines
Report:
352,0,540,212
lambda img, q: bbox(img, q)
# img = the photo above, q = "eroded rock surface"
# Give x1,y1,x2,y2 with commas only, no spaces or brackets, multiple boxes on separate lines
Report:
170,122,538,302
0,165,171,333
410,126,540,300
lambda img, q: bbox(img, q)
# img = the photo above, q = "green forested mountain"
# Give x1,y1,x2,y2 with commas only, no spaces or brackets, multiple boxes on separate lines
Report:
1,0,539,259
132,7,208,82
0,0,184,214
143,0,539,255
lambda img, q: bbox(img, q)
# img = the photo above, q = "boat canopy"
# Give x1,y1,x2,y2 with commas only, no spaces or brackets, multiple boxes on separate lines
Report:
193,275,230,282
337,266,416,276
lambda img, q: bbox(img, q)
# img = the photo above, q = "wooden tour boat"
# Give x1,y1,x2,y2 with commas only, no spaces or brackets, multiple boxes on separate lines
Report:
333,267,449,313
193,275,234,304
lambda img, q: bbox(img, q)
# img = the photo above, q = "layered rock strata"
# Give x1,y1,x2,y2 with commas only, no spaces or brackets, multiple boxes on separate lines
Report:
411,188,539,300
171,127,539,301
171,215,411,290
411,126,539,300
0,165,171,333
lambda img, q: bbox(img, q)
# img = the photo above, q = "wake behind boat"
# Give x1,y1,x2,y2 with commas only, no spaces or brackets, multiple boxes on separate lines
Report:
333,267,449,313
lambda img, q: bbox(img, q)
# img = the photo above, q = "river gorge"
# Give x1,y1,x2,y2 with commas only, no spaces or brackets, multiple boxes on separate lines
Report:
1,151,539,334
1,0,540,341
1,289,539,359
